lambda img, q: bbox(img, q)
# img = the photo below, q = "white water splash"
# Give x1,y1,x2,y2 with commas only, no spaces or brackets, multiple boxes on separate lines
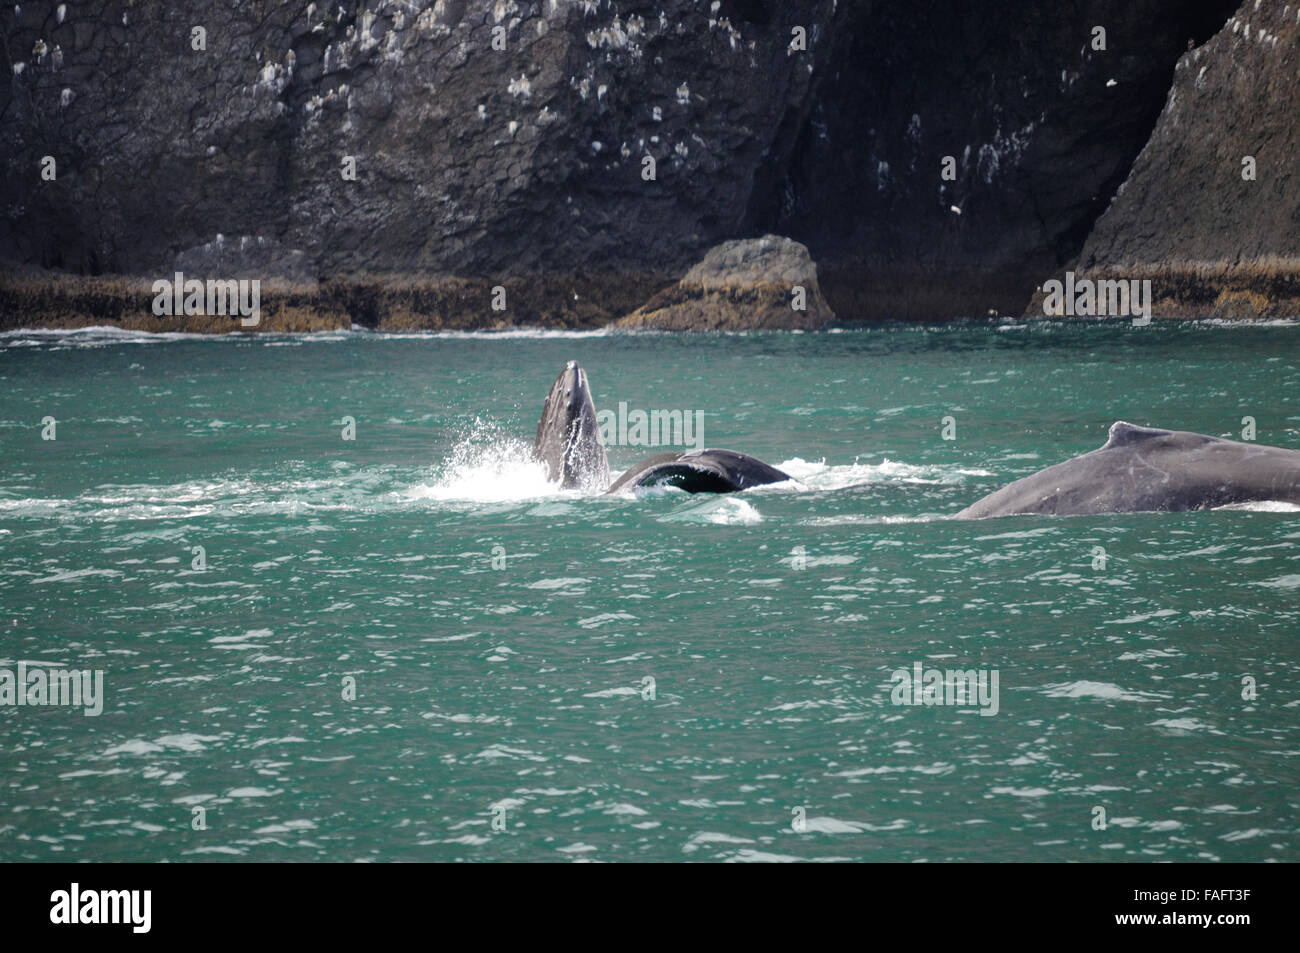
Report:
403,422,561,503
776,456,992,490
1214,500,1300,512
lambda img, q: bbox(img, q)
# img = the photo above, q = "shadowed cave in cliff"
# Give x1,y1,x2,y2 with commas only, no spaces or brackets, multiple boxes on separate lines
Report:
744,0,1240,319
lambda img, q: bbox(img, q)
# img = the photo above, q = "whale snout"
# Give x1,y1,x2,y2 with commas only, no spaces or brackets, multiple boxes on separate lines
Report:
533,361,611,490
563,363,593,409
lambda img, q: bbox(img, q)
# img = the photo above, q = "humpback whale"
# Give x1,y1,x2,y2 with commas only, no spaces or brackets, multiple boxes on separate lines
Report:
532,361,610,490
955,422,1300,519
532,362,791,494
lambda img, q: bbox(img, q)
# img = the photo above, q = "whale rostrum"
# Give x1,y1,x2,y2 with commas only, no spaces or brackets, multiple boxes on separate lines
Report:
531,361,611,491
531,362,791,494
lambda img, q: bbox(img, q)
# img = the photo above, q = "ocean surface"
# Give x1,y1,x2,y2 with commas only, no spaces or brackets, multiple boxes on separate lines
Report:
1,321,1297,862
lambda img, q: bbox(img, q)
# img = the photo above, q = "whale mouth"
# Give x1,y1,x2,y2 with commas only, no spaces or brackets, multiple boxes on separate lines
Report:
605,448,794,495
624,464,740,494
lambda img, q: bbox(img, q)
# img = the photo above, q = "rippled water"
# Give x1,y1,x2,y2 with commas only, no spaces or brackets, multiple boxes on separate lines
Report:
1,322,1297,862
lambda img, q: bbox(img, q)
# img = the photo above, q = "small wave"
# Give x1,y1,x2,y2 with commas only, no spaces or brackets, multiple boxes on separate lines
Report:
371,328,609,340
975,527,1057,541
1193,317,1298,328
1042,680,1165,702
582,687,641,698
1151,717,1220,734
526,577,589,590
31,567,123,584
659,496,762,525
801,816,871,834
0,468,408,522
0,326,364,347
0,325,234,345
1103,609,1179,625
1257,574,1300,590
0,497,68,517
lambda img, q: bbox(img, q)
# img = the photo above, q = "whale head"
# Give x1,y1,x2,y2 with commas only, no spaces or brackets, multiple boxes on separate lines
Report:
532,361,611,490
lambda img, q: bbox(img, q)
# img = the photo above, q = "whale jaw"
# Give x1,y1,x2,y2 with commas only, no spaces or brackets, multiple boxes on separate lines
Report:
532,361,611,490
605,448,792,495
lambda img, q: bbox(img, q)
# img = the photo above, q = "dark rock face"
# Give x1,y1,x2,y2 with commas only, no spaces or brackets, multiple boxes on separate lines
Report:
1073,0,1300,318
617,234,834,329
2,0,828,282
0,0,1260,328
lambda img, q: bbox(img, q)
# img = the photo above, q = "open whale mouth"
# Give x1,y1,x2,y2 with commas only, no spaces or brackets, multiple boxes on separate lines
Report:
604,447,794,495
620,463,741,494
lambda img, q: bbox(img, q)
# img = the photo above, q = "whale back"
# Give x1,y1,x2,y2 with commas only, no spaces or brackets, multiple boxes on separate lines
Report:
955,421,1300,518
532,362,610,490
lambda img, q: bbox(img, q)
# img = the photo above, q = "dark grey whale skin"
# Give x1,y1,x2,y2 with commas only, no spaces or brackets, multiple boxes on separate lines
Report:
955,422,1300,519
531,362,610,490
605,449,793,495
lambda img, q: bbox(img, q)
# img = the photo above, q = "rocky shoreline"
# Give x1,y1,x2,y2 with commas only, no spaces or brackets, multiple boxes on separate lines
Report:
1025,261,1300,322
0,269,672,333
7,257,1300,334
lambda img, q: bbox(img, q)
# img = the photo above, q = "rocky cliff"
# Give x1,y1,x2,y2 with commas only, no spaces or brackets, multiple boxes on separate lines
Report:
5,0,1290,330
1070,0,1300,318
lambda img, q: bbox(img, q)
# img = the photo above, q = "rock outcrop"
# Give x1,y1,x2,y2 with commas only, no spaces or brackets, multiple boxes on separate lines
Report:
616,235,833,330
1068,0,1300,318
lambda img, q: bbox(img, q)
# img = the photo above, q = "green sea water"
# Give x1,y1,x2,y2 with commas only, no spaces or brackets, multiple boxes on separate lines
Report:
1,321,1297,863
